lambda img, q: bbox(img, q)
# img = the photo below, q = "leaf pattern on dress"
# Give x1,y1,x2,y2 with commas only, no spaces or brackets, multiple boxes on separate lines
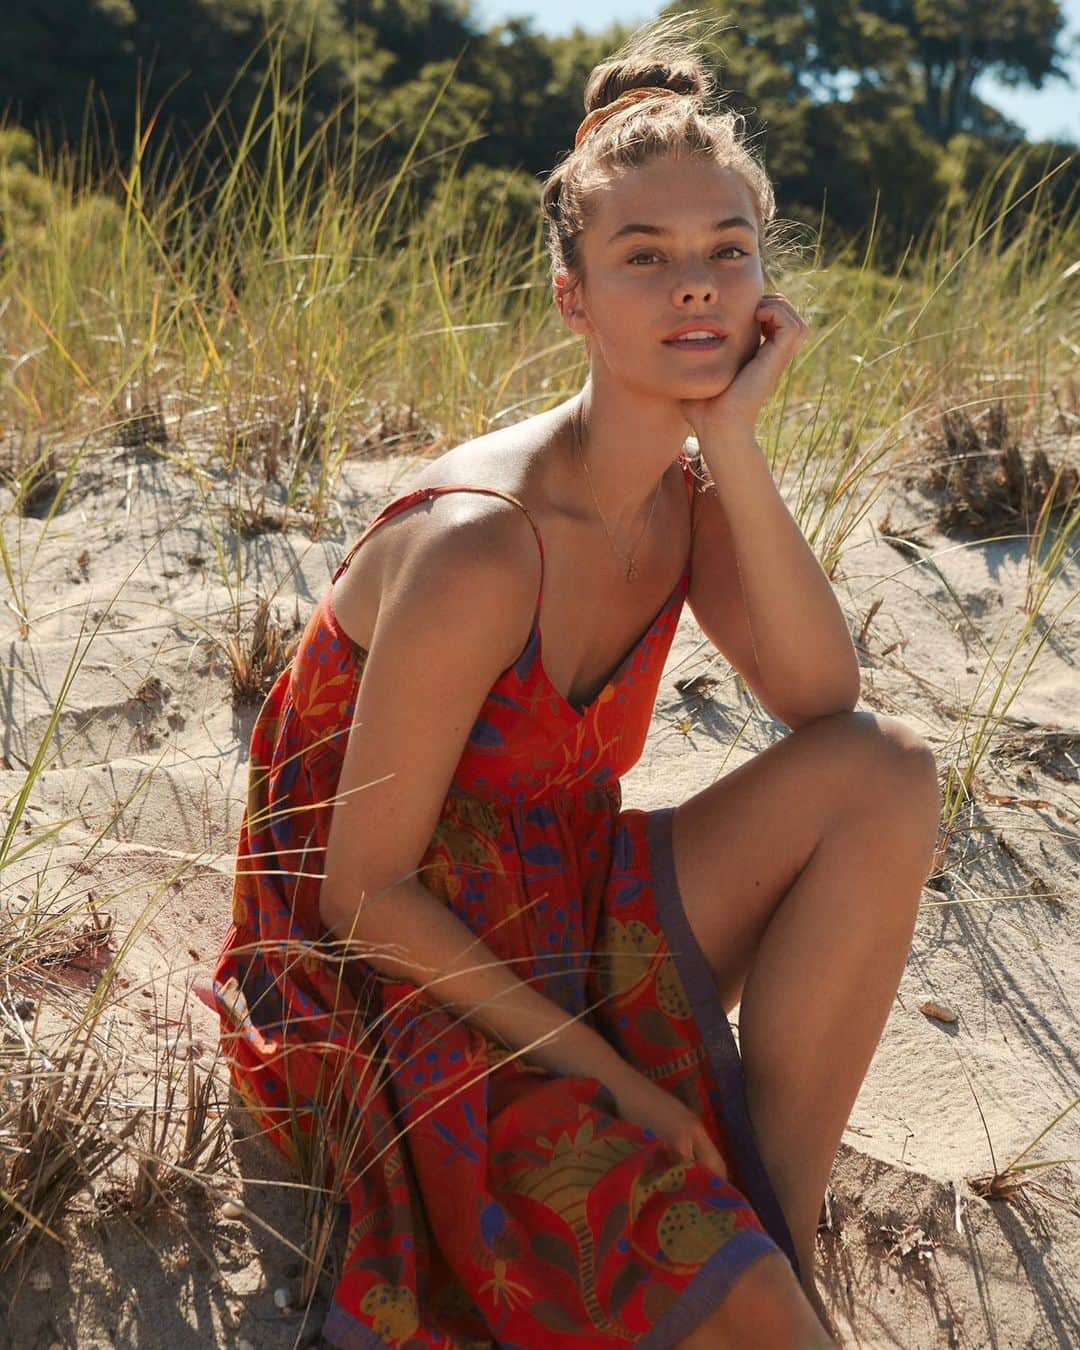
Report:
205,461,792,1347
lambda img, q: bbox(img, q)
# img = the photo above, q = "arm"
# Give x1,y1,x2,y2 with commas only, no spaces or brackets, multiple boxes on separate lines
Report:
326,874,640,1088
679,287,859,730
686,435,861,729
319,498,643,1094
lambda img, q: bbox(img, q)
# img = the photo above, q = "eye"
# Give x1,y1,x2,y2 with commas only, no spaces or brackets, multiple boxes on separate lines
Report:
627,245,749,265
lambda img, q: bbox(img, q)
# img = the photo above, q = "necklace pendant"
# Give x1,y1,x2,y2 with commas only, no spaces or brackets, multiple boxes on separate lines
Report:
626,558,638,583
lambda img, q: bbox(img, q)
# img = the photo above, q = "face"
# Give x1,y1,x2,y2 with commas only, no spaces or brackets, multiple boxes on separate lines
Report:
557,156,766,401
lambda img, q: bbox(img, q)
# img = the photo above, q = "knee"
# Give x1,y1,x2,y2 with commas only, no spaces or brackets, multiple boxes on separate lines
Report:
813,710,941,828
869,714,941,833
676,1249,834,1349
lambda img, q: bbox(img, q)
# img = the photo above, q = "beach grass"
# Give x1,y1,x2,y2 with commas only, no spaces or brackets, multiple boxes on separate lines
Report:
1,36,1077,1340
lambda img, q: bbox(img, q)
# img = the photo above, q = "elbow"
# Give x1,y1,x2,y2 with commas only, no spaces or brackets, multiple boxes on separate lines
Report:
834,661,862,713
778,667,862,732
319,883,365,940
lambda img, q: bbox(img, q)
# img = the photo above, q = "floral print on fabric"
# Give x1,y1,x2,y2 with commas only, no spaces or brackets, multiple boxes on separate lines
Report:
206,455,798,1349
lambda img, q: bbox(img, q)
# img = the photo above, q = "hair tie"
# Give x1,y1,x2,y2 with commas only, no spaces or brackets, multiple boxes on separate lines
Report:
574,87,687,149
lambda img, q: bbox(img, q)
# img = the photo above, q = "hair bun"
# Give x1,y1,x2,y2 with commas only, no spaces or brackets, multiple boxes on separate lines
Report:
583,57,709,116
574,87,690,149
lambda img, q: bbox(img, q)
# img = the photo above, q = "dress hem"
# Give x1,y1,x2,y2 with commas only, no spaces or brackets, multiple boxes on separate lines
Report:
634,1226,780,1349
321,1225,780,1349
646,804,802,1283
322,1296,394,1348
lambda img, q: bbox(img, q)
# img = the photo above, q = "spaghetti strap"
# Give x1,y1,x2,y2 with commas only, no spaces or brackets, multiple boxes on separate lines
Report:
333,461,696,637
210,439,798,1348
332,483,546,625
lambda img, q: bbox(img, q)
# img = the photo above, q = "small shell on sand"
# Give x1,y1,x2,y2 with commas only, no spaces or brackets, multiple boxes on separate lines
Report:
220,1199,245,1219
919,1000,958,1024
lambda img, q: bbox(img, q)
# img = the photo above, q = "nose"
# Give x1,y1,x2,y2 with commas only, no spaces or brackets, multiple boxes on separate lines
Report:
671,262,715,305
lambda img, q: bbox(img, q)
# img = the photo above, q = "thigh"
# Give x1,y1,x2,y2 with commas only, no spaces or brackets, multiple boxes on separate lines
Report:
676,1249,831,1350
671,709,937,1013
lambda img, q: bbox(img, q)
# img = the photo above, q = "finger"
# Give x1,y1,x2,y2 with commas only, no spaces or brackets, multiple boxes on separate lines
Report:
755,310,807,358
697,1138,729,1179
707,1145,729,1179
755,297,804,336
672,1138,696,1165
755,294,803,322
688,1126,728,1177
761,309,809,350
666,1134,702,1166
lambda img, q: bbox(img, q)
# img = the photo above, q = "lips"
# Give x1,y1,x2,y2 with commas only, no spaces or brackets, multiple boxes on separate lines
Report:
663,332,726,352
662,321,727,343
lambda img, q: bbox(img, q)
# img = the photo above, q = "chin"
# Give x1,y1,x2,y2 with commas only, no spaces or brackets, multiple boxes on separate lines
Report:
671,369,738,401
617,362,736,404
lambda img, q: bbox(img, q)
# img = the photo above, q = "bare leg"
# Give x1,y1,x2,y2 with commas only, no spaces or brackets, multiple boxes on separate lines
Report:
670,711,941,1295
737,741,938,1275
673,1250,837,1349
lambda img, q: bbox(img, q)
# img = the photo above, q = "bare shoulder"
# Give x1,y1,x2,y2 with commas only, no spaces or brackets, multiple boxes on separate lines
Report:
319,470,546,920
331,453,544,661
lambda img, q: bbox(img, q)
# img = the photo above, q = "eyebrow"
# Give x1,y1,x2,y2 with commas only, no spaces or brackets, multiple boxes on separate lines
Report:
607,215,757,244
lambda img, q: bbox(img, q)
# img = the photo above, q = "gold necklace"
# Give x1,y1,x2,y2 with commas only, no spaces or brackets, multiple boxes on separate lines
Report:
570,407,663,584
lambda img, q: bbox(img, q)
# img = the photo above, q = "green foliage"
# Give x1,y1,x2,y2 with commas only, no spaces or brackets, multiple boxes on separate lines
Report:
796,90,945,253
0,1,1075,267
657,0,1077,246
860,0,1069,139
0,129,39,171
426,162,544,255
0,142,59,252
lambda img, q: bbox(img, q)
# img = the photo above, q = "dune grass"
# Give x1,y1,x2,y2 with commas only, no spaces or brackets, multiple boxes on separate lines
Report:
1,32,1078,1335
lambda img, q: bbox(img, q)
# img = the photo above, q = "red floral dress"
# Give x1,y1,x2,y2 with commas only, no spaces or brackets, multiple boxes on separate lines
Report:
203,452,799,1348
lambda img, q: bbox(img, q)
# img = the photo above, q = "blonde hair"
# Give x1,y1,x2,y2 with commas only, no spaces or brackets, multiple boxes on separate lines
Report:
540,14,783,291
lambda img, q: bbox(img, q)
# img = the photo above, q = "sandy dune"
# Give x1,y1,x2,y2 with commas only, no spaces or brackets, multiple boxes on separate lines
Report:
1,439,1076,1348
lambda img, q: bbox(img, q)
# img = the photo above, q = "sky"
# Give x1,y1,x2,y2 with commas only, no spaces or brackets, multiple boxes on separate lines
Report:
472,0,1080,144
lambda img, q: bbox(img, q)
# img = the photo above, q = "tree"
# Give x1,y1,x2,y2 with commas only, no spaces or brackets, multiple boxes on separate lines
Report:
0,0,133,145
822,0,1072,140
333,0,481,83
0,1,385,163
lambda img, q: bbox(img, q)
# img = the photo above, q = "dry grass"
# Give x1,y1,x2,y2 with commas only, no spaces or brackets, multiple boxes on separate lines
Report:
220,595,300,705
0,434,60,517
925,401,1078,537
0,1031,137,1273
0,33,1077,1342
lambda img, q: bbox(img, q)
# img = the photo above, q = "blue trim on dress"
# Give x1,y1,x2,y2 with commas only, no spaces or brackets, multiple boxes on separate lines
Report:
635,1227,780,1349
647,804,802,1282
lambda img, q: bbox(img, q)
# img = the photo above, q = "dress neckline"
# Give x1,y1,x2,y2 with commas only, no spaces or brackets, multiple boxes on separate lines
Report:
529,563,690,720
322,560,689,724
324,451,697,723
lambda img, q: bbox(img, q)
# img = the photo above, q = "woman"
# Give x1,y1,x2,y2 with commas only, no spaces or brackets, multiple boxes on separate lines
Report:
202,18,941,1350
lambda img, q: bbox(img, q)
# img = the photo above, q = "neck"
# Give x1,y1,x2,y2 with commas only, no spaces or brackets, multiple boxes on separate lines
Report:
564,373,690,530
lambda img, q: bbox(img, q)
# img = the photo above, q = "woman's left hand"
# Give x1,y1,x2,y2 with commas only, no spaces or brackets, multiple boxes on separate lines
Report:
680,292,808,446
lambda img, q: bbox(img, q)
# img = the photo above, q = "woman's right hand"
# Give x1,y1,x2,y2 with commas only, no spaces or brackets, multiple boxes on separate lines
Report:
610,1070,729,1180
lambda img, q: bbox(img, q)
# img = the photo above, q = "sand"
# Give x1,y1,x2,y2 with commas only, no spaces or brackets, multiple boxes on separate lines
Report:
0,432,1076,1348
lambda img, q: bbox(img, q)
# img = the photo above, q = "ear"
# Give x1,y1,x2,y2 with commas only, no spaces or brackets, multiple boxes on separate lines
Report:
553,271,590,337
